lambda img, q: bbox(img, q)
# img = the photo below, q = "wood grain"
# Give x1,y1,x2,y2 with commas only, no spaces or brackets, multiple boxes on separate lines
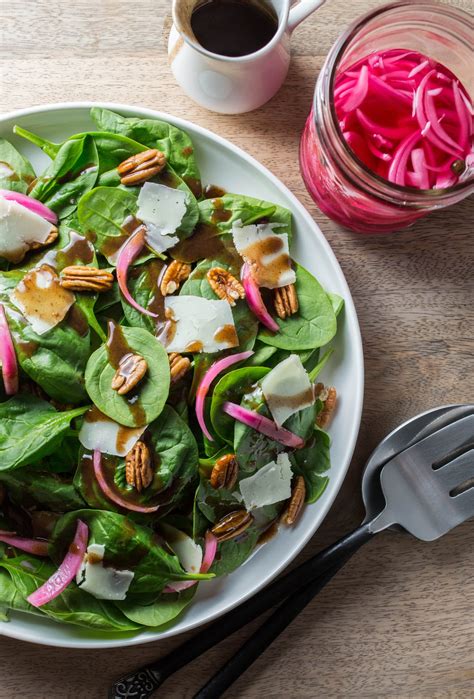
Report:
0,0,473,697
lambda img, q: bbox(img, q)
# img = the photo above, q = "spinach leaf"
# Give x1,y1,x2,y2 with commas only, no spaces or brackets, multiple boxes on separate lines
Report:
210,529,260,576
234,388,317,473
198,193,292,242
117,586,196,627
85,326,170,428
121,260,164,333
6,302,91,404
0,568,30,621
0,555,140,631
328,292,344,317
77,186,137,264
90,107,201,189
28,136,99,219
0,469,85,512
196,477,241,522
244,342,278,367
50,510,213,597
0,138,35,193
180,258,259,352
258,264,337,350
289,428,331,503
210,366,270,444
75,405,199,511
0,395,88,471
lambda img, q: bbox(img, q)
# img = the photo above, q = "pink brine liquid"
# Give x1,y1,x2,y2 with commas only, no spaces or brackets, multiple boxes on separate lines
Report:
301,48,473,232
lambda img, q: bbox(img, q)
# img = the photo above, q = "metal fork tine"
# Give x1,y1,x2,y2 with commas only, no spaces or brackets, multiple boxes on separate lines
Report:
434,449,474,490
451,486,474,520
411,414,474,465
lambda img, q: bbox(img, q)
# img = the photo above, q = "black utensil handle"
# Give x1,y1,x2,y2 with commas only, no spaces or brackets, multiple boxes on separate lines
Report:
194,558,348,699
110,523,373,698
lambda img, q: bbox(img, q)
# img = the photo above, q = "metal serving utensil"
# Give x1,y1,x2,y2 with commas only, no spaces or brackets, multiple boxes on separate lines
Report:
110,405,474,699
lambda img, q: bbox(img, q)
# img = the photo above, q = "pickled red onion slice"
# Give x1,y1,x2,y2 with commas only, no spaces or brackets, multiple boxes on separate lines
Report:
0,303,18,395
27,520,88,608
116,226,158,318
163,531,218,594
93,449,160,513
195,350,254,442
222,401,304,449
0,190,58,224
0,531,49,557
241,263,279,333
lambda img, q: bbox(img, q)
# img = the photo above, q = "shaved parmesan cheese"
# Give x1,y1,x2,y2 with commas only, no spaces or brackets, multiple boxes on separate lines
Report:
79,406,146,457
137,182,186,253
162,296,238,354
239,453,293,510
161,523,203,574
261,354,315,427
11,264,75,335
0,196,56,263
232,220,296,289
76,544,134,601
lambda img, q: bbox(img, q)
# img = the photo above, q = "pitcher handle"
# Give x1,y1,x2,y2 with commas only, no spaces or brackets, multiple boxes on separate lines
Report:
288,0,326,32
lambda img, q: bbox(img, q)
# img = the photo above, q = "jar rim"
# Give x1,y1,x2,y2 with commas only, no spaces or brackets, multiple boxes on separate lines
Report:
316,0,474,204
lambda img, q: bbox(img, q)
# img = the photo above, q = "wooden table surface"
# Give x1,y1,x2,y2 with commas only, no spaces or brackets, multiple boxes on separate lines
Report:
1,0,473,696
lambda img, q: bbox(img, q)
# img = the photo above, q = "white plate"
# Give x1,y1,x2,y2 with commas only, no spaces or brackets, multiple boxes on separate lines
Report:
0,103,364,649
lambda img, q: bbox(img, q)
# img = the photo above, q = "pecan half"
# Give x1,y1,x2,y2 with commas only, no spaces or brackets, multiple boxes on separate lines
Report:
29,225,59,251
282,476,306,526
60,265,114,292
207,267,245,306
168,352,191,382
160,260,192,296
118,149,167,186
316,385,337,428
210,453,238,490
111,353,148,395
125,441,153,492
274,283,298,319
211,510,254,542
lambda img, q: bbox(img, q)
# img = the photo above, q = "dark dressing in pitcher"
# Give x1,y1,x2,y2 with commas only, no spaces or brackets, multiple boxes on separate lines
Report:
190,0,278,58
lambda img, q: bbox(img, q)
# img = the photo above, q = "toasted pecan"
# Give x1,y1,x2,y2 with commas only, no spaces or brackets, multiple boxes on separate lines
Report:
60,265,114,292
168,352,191,382
111,353,148,395
274,283,298,319
282,476,306,526
118,149,167,186
316,386,337,428
125,441,153,492
210,453,238,490
211,510,253,542
160,260,192,296
207,267,245,306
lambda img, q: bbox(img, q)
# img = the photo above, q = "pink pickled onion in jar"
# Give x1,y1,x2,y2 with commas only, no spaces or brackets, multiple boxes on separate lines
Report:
333,49,472,189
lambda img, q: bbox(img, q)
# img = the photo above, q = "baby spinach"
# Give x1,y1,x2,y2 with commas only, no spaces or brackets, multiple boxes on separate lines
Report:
210,529,260,576
0,395,88,471
85,326,170,427
258,264,337,351
0,138,35,193
198,193,292,242
210,366,270,444
27,136,99,220
51,510,213,597
180,258,259,352
0,555,140,631
121,260,162,333
6,303,91,405
77,186,137,263
117,586,196,627
289,427,331,503
90,107,201,187
0,469,85,512
75,405,199,511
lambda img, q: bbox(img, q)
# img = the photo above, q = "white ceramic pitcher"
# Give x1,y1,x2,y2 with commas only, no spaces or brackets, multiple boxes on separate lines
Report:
168,0,326,114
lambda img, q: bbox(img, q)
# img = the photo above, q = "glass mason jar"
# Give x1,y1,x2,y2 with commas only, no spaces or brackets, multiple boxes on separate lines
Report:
300,1,473,233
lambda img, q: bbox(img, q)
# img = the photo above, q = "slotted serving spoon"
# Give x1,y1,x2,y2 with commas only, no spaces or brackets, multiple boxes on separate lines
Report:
111,405,474,699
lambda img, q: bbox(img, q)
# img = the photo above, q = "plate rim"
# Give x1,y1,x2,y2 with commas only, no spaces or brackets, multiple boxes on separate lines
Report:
0,101,364,648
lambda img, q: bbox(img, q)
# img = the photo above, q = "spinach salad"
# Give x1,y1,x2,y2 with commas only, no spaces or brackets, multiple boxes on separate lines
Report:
0,108,341,634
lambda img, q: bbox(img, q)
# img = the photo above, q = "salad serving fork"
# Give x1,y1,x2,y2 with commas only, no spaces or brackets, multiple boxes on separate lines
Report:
111,405,474,699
